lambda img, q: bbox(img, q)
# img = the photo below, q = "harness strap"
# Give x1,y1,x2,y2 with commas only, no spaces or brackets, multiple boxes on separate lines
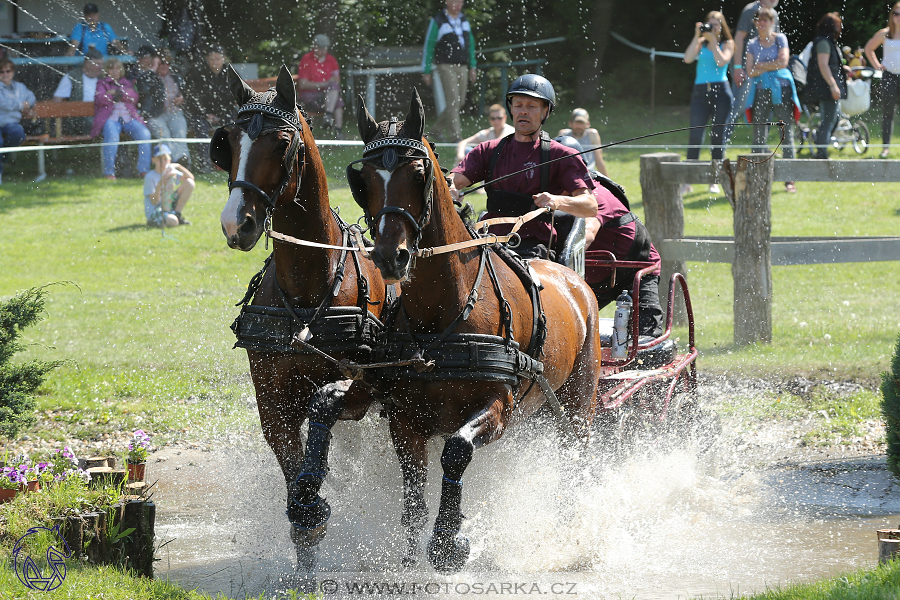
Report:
485,251,513,345
603,211,636,229
235,254,273,306
420,245,490,356
267,230,360,251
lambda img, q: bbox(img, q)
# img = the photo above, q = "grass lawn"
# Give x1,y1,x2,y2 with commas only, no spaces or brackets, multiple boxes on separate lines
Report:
0,99,898,598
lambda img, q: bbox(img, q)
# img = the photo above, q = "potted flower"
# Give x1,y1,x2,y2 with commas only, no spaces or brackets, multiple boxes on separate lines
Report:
0,466,21,502
126,430,151,481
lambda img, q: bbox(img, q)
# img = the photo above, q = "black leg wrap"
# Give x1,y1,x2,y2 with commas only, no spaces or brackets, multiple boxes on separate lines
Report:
428,477,469,573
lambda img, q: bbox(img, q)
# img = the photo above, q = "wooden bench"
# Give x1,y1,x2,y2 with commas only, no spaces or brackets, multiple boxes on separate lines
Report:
25,101,95,181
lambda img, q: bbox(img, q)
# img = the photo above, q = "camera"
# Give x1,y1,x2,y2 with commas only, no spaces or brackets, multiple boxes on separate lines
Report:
700,22,713,33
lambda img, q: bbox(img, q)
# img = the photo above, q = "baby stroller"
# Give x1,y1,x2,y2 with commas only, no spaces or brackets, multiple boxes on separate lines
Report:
796,66,874,155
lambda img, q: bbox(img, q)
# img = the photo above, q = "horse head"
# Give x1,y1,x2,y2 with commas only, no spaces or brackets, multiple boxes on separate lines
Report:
215,64,311,251
349,89,435,283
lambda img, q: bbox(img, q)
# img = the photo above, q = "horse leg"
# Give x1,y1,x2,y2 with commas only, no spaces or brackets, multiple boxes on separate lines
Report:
286,380,353,545
389,414,429,568
428,400,506,573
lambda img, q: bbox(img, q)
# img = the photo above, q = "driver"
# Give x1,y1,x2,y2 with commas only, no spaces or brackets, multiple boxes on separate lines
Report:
449,74,598,261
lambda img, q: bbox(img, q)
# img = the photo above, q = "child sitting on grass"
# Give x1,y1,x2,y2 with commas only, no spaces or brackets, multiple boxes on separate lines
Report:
143,143,194,227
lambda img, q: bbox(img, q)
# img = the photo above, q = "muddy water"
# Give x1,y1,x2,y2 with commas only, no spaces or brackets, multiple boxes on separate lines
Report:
151,415,900,599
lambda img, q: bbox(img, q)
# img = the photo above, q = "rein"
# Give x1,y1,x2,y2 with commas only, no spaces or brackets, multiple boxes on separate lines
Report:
460,120,787,196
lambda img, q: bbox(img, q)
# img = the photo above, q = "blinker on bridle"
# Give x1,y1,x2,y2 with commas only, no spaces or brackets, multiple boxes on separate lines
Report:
346,129,435,253
217,93,306,213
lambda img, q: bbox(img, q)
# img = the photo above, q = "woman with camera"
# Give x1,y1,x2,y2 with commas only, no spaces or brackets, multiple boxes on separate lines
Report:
745,6,800,192
683,11,734,194
92,57,151,179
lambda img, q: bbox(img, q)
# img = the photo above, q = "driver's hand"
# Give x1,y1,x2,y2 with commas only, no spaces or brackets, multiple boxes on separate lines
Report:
449,182,460,203
533,192,558,211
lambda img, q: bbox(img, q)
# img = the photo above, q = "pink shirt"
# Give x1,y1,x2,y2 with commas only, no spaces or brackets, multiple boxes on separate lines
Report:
297,52,339,84
453,136,591,241
586,185,660,283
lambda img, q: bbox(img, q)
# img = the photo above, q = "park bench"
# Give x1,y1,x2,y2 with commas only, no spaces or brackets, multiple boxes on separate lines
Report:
24,100,95,181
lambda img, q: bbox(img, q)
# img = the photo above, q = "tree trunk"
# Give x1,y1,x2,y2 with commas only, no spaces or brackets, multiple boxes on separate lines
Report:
575,0,616,104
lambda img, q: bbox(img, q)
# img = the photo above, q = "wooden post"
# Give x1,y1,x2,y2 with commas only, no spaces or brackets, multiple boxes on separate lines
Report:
122,500,156,577
732,154,773,345
640,152,686,324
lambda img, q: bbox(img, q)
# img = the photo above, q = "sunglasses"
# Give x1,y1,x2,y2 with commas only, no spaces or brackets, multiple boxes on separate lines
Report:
0,69,14,74
489,116,504,121
893,11,900,16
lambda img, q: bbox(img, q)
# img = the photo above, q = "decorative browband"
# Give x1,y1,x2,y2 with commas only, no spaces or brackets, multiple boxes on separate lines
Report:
237,103,303,131
363,137,428,157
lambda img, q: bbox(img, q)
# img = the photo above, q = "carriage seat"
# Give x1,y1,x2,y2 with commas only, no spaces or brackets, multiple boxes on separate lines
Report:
597,318,677,369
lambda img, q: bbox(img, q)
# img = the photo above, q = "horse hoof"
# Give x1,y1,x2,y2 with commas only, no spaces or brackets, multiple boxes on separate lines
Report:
290,521,328,548
427,531,470,573
287,496,331,547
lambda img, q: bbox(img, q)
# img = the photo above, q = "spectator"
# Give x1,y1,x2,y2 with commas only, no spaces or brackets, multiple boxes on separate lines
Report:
805,13,851,160
744,7,799,192
864,3,900,158
557,108,609,176
296,34,344,138
52,47,104,135
0,58,35,185
683,12,734,195
131,45,166,122
151,49,190,164
184,45,235,171
726,0,779,144
421,0,477,142
455,103,513,164
93,57,151,180
67,3,127,57
144,143,193,227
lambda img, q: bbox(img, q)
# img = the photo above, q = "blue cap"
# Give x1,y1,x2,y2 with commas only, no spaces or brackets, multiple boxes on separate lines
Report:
153,144,172,158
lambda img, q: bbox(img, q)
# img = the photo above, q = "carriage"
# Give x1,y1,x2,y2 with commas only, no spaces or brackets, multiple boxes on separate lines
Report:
214,66,702,576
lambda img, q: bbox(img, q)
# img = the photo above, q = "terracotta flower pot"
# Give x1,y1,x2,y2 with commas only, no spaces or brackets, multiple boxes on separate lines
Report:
127,462,146,482
24,480,40,492
0,488,18,503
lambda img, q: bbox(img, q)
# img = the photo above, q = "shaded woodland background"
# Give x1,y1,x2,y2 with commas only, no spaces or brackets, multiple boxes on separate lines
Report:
158,0,891,111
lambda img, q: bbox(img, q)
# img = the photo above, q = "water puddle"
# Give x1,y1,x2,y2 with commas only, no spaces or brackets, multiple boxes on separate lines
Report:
150,414,900,599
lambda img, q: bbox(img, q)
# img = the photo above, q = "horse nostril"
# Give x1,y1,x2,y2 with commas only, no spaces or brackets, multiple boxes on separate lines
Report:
239,216,257,236
396,248,411,270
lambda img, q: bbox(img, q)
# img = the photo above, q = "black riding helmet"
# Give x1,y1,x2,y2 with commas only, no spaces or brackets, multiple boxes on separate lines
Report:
505,74,556,124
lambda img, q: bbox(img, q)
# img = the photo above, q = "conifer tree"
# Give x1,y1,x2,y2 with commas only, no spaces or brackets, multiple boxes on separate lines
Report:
882,333,900,478
0,287,62,441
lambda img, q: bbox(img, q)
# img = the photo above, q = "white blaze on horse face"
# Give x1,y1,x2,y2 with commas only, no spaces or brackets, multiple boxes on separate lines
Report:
221,131,254,236
375,169,393,238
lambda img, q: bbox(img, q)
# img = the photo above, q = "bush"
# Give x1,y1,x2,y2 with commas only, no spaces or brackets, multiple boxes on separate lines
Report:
882,333,900,478
0,286,62,441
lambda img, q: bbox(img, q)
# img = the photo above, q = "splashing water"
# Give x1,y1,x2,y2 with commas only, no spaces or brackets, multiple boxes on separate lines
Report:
152,398,898,599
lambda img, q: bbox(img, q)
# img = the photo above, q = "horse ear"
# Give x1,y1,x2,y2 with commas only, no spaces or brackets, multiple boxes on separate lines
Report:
402,87,425,140
357,94,378,143
226,64,255,106
276,64,296,107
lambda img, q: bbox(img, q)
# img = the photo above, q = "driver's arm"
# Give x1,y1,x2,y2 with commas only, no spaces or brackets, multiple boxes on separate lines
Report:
533,187,597,218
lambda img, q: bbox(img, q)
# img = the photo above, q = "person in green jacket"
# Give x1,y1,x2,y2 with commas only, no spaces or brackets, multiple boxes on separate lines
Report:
421,0,477,142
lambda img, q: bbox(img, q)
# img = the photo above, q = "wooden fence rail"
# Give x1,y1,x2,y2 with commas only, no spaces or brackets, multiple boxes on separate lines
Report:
640,153,900,346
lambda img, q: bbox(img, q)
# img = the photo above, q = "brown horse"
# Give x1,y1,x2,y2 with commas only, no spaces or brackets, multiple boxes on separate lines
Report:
348,90,601,572
215,65,392,567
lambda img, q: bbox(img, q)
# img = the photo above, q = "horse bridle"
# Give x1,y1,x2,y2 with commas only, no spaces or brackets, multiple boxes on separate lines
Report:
346,127,435,254
211,94,306,214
